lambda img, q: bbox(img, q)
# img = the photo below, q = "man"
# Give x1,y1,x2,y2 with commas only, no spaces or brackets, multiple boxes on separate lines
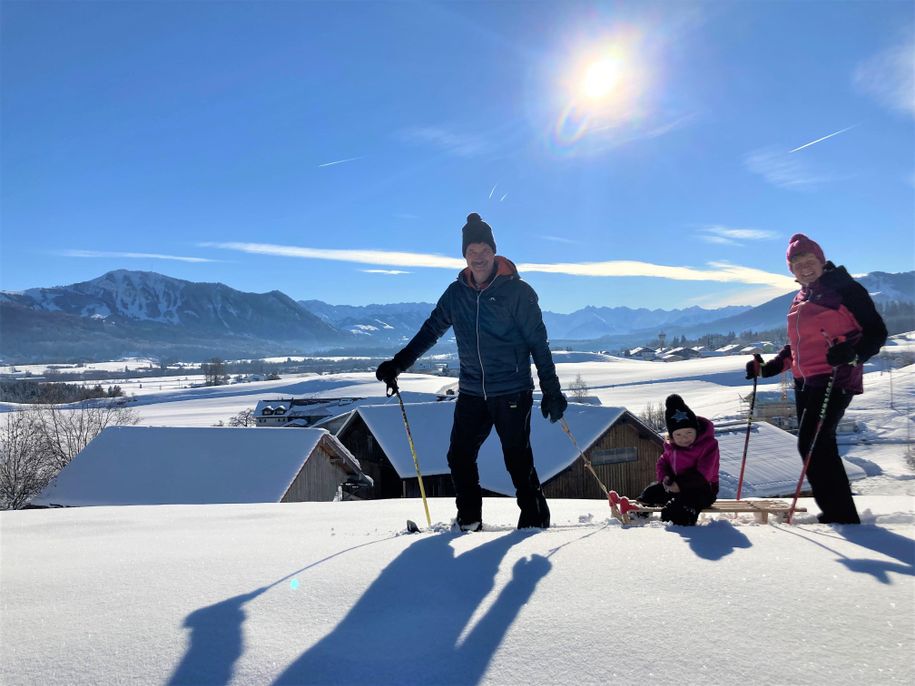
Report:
376,213,567,531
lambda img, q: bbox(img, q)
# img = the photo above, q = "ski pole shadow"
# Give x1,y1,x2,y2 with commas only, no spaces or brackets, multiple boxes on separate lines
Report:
775,523,914,584
671,518,752,561
167,534,401,686
273,530,551,686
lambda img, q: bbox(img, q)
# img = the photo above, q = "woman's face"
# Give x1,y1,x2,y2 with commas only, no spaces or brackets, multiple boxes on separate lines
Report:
789,253,825,286
671,428,697,447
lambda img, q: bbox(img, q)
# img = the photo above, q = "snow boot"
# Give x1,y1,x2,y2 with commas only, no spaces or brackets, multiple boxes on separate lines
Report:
517,489,550,529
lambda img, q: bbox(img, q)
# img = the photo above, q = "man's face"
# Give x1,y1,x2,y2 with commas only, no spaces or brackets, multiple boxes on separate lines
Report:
789,253,825,286
465,243,496,283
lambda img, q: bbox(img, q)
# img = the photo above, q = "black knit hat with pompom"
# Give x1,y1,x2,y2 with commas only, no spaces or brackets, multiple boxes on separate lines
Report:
461,212,496,256
665,394,699,435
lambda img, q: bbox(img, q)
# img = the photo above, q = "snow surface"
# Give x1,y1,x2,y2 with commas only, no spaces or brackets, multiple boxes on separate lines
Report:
2,353,914,684
2,497,913,685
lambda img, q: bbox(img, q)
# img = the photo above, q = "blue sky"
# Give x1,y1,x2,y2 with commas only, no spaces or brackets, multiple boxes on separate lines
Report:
2,0,913,313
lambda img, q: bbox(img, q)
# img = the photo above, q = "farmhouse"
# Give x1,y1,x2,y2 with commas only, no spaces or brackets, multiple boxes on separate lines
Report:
31,426,371,507
335,401,663,501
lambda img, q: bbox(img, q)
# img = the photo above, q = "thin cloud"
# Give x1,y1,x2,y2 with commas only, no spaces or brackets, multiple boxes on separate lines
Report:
362,269,410,275
59,249,217,263
688,284,796,308
541,235,579,244
699,226,779,246
853,36,915,118
745,146,829,189
203,241,795,289
399,126,488,158
789,125,858,153
317,156,364,168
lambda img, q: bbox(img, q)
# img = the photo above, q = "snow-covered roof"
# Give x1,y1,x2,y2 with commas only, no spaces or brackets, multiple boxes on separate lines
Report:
32,426,362,507
715,421,866,498
341,402,631,496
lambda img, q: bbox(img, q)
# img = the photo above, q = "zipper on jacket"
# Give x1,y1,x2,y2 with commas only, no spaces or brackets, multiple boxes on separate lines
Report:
475,290,486,399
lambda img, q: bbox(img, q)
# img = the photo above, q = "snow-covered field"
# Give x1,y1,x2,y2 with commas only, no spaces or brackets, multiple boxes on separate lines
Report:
2,348,914,685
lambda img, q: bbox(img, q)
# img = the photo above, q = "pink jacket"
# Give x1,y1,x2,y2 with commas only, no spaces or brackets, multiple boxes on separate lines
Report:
656,417,720,487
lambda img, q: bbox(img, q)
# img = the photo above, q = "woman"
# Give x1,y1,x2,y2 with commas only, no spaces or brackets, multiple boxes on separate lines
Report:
746,234,887,524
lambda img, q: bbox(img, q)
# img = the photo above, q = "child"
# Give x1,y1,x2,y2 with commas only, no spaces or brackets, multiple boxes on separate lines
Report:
638,394,720,525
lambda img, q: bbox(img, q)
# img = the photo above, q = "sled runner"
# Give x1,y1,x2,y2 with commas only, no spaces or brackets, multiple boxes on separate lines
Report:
610,496,808,524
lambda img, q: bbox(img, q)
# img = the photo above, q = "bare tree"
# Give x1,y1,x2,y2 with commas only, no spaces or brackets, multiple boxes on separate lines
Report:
0,410,55,510
638,401,666,433
568,374,590,401
32,400,140,472
228,408,257,427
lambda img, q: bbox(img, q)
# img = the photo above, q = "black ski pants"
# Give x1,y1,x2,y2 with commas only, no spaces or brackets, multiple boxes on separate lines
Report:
446,390,543,523
795,382,859,524
638,480,716,526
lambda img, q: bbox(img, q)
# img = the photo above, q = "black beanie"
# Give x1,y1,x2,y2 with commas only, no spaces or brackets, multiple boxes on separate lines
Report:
665,394,699,435
461,212,496,256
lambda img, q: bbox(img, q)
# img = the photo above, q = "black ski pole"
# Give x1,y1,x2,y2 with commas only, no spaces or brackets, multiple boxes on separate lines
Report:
787,367,838,524
736,354,761,500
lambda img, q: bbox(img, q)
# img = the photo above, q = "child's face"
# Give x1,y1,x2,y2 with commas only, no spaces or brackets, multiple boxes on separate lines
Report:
671,428,697,447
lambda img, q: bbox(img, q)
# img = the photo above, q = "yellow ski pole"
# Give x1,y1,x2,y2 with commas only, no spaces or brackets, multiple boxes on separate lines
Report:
388,380,432,528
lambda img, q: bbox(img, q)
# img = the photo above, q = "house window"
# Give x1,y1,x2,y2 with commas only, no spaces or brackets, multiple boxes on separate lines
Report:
590,447,638,465
262,408,274,416
275,406,286,415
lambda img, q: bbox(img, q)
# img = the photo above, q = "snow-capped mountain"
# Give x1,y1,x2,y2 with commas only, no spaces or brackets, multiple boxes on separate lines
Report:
0,270,345,362
298,300,434,344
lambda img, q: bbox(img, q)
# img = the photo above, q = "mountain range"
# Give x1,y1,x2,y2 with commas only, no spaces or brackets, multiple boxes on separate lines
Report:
1,269,911,363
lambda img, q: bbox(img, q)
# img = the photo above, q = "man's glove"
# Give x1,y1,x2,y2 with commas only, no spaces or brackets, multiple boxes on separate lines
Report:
375,359,402,385
826,340,858,367
540,391,568,423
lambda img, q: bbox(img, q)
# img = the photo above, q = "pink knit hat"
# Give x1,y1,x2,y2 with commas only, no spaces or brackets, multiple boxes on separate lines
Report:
786,233,825,267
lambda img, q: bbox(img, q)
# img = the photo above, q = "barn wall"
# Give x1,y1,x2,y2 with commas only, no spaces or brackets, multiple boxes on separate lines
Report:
543,417,661,499
282,444,350,502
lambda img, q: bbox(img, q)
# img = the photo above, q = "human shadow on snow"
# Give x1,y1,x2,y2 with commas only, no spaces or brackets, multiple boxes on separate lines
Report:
167,534,400,686
273,530,550,686
774,523,914,584
670,518,753,561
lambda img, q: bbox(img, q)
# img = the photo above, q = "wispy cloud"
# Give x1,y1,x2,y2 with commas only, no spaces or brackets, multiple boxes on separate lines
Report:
541,235,579,244
687,284,795,307
698,226,779,246
59,249,217,263
744,146,830,189
201,242,465,270
399,126,488,158
317,156,364,168
204,241,795,289
362,269,410,275
789,125,858,153
853,36,915,118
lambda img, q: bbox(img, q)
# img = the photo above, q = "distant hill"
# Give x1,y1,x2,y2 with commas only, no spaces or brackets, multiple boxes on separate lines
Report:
0,270,346,362
2,268,911,363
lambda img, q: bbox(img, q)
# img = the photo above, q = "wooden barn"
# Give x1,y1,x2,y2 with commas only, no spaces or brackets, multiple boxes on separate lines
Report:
30,426,371,507
335,401,663,501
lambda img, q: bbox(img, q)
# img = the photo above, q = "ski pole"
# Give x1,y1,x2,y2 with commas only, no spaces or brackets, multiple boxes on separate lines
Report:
736,354,761,500
387,379,432,528
787,367,838,524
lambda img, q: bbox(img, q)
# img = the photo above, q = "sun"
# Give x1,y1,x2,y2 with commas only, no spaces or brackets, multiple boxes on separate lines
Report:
580,55,624,100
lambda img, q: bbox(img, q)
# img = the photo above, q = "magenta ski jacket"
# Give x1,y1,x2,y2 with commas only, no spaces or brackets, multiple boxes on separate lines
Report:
656,417,720,488
767,263,887,394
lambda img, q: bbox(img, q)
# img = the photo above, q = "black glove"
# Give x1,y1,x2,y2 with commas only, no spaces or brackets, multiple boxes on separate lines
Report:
540,391,568,423
826,340,858,367
745,354,764,380
375,359,402,385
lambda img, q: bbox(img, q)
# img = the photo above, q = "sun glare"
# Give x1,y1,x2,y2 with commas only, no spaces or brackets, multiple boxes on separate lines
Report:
581,56,623,100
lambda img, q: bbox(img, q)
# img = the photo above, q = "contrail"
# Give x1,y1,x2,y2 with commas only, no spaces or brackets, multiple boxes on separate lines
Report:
789,125,857,153
318,156,364,168
489,183,498,199
499,193,509,202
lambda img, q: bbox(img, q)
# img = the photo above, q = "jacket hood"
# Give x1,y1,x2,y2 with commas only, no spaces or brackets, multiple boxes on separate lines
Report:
459,255,518,287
